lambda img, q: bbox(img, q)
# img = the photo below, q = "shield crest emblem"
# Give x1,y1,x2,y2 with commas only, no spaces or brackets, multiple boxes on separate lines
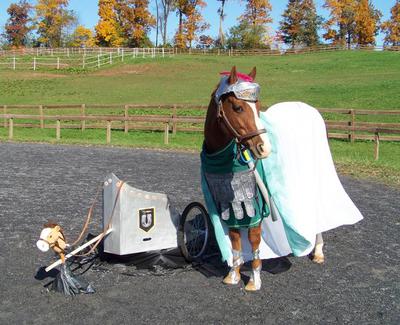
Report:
138,208,155,232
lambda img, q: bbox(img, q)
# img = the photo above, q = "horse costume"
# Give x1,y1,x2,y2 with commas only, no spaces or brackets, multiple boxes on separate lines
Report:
201,67,363,291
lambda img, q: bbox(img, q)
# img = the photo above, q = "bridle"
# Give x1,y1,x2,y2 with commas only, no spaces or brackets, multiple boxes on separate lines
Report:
217,98,267,145
39,228,66,251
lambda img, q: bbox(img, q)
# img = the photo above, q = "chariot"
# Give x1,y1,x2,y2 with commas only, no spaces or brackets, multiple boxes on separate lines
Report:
102,173,211,262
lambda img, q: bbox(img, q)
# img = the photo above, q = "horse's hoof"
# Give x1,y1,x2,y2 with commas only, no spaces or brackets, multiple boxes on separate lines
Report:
223,271,241,285
312,254,325,264
245,280,261,292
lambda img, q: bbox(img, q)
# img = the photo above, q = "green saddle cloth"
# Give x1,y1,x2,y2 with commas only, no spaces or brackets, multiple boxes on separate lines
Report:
201,141,269,229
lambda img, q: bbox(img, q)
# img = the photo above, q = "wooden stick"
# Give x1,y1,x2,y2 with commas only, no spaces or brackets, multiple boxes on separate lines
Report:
374,132,380,160
164,123,169,144
56,120,61,140
45,228,113,272
106,121,111,143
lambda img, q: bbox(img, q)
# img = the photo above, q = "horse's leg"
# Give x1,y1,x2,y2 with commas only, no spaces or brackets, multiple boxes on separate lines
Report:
223,229,242,285
312,232,325,264
245,223,262,291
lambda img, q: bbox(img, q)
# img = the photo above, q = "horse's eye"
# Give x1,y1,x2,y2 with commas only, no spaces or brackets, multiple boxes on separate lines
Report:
232,104,243,113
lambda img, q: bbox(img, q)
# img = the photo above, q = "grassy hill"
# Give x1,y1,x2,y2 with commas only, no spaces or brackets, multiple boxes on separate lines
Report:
1,50,399,109
0,50,399,186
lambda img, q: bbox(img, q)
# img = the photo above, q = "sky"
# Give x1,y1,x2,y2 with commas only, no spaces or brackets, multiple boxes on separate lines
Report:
0,0,394,45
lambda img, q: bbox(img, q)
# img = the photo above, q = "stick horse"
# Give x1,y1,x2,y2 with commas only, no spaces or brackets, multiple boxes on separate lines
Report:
201,67,326,291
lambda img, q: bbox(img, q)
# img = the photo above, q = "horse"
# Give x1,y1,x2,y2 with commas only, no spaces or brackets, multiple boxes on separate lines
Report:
202,66,325,291
37,223,67,263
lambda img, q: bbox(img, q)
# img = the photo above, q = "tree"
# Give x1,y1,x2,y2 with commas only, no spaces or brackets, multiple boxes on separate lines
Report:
279,0,321,47
381,0,400,46
197,34,214,49
158,0,176,46
354,0,381,45
174,0,209,49
240,0,273,27
232,0,273,48
323,0,357,47
35,0,77,47
115,0,156,47
226,20,270,49
95,0,124,47
4,0,32,48
69,25,96,47
217,0,227,47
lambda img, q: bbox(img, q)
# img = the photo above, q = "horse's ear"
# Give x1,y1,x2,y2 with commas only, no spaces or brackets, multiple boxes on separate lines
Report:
248,67,256,81
54,225,61,232
228,66,238,84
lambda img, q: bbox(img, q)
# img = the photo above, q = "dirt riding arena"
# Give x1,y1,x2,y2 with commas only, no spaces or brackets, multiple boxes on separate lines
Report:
0,142,399,324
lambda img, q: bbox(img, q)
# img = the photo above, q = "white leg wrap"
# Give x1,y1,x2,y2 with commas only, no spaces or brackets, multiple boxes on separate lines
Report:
249,265,262,291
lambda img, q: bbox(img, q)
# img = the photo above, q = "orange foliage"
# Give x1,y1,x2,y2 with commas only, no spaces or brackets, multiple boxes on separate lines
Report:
240,0,273,26
175,0,209,48
382,1,400,46
95,0,123,47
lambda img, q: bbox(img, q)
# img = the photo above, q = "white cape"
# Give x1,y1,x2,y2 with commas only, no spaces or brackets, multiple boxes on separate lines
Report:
209,102,363,266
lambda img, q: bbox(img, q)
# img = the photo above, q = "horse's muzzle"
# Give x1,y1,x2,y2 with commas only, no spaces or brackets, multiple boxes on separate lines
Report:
36,239,50,252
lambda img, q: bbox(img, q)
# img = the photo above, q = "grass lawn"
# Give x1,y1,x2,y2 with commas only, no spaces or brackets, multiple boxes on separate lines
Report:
0,50,399,186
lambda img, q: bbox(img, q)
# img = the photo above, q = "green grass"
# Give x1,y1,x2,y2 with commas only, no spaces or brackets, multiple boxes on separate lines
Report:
0,50,399,186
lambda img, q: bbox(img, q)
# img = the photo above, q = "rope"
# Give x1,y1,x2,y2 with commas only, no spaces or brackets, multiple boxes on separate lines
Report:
74,181,125,257
69,182,104,247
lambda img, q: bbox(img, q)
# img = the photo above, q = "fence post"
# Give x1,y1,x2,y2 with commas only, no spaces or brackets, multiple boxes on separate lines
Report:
121,48,124,62
124,105,129,133
106,121,111,144
81,104,86,131
172,105,177,135
162,48,165,58
9,118,13,139
33,57,36,71
110,52,112,64
57,57,60,70
164,123,169,145
56,120,61,140
3,105,7,128
349,109,355,142
374,132,380,160
39,105,44,129
82,56,85,69
13,56,16,70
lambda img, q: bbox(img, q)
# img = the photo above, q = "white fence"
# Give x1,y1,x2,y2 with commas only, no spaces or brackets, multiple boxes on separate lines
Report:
0,47,174,71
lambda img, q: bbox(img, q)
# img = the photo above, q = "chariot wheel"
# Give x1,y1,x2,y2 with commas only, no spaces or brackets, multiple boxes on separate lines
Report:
178,202,210,262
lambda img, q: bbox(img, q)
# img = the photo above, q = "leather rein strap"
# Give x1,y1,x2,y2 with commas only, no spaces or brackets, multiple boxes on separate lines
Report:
217,100,266,144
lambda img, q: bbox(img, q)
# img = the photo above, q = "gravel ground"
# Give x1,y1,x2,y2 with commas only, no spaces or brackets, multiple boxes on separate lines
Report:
0,142,399,325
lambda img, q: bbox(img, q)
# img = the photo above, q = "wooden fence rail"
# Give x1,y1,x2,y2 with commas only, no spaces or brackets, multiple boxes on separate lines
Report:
1,105,400,160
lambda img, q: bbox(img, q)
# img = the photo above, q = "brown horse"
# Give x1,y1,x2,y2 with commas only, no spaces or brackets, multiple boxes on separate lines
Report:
203,66,326,291
203,66,272,291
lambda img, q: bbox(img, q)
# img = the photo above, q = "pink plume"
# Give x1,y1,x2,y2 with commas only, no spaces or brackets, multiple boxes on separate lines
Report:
220,71,253,82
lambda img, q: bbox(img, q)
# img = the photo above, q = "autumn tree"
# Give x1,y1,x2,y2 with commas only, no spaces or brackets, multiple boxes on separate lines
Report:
323,0,357,47
226,0,272,49
240,0,273,27
175,1,209,49
115,0,155,47
323,0,380,47
279,0,321,47
381,0,400,46
95,0,123,47
35,0,76,47
4,0,32,48
354,0,381,45
69,25,96,47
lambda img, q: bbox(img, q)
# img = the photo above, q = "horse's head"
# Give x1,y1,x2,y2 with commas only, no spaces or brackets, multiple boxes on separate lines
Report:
214,66,271,159
36,223,66,254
